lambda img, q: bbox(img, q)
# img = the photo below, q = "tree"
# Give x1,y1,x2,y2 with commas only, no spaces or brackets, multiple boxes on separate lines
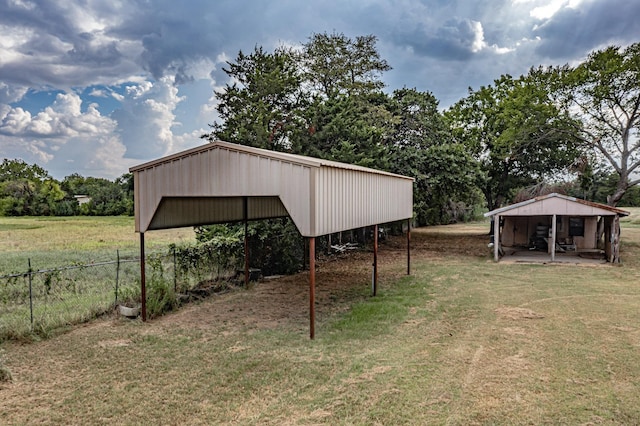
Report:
0,159,63,216
0,159,49,182
302,32,391,98
446,71,581,212
557,43,640,206
293,92,394,170
203,46,305,150
293,33,394,169
387,88,481,225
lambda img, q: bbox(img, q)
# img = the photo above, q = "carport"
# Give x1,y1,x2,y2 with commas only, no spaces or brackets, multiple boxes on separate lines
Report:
130,141,414,338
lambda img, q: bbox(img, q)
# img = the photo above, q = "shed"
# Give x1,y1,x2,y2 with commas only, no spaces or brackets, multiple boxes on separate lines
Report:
130,140,414,337
484,193,629,263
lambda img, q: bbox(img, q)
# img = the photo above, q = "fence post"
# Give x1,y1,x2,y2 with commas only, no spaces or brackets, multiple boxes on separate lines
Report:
172,245,177,292
115,249,120,304
28,258,33,330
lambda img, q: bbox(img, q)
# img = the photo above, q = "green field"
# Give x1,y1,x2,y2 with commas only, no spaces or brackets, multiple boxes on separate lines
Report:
1,214,640,424
0,216,195,273
0,216,197,341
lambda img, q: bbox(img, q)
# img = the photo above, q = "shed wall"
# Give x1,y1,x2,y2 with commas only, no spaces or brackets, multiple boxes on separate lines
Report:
500,215,599,249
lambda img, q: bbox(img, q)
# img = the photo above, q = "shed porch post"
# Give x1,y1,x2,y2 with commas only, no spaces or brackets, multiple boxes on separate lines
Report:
244,197,249,286
309,237,316,340
551,214,557,262
493,215,500,261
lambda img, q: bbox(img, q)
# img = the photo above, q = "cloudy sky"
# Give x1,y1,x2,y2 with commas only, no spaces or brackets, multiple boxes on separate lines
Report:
1,0,639,180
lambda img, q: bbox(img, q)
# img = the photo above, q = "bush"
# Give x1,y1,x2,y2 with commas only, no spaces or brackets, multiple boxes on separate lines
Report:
117,254,180,319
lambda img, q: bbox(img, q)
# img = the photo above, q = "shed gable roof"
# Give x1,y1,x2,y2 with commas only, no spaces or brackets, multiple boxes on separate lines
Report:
484,193,629,218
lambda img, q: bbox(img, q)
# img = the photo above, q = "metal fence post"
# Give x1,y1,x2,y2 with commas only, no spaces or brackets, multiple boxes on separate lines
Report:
28,258,33,330
115,249,120,304
172,245,177,292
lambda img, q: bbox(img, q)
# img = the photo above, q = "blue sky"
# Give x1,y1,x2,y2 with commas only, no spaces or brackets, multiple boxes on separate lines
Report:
1,0,639,180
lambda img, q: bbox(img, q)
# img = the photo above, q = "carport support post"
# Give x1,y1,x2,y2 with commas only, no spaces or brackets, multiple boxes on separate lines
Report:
373,224,378,296
309,237,316,339
407,219,411,275
244,197,249,287
140,232,147,322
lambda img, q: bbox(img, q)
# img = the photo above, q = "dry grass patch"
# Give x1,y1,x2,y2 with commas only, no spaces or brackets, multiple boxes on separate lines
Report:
2,221,640,424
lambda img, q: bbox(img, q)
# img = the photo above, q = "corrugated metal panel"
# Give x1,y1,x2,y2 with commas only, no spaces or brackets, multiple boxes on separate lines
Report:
131,141,413,236
146,196,289,230
247,196,289,220
314,166,413,236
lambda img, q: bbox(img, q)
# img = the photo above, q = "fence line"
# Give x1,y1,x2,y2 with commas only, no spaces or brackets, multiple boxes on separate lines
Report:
0,238,278,341
0,247,215,341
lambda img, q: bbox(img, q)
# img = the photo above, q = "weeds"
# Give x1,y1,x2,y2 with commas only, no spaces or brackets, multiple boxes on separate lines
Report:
0,350,11,383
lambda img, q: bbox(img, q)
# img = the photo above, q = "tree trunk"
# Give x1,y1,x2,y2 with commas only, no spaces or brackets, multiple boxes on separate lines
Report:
607,178,628,207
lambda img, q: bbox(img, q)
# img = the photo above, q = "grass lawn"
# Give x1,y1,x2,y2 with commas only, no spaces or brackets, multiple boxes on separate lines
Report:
1,215,640,424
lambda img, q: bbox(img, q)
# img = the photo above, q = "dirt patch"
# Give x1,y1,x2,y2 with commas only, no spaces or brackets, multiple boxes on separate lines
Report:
155,227,489,334
494,307,545,320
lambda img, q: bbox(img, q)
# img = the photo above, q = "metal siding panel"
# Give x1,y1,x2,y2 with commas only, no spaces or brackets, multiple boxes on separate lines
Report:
248,197,288,220
133,144,413,236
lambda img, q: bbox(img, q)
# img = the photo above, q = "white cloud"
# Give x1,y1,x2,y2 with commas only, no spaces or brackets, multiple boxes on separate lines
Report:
470,21,487,52
111,77,188,159
0,91,132,179
530,0,566,19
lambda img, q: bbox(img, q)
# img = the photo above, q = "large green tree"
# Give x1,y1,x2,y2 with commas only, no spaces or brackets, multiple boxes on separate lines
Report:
446,70,581,211
387,88,481,225
556,43,640,206
302,32,391,98
203,46,305,151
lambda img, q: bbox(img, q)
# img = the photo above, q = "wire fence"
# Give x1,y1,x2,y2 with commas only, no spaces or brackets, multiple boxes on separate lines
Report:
0,247,237,341
0,251,139,340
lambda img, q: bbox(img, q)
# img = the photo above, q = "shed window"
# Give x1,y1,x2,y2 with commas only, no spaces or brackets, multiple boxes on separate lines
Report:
569,217,584,237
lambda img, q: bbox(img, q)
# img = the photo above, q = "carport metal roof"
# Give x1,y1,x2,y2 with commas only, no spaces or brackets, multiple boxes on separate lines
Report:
129,141,414,338
130,141,414,237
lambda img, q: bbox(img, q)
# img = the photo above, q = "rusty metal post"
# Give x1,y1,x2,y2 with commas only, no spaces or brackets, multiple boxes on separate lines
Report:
244,197,249,286
140,232,147,322
244,227,249,286
407,218,411,275
309,237,316,339
373,225,378,296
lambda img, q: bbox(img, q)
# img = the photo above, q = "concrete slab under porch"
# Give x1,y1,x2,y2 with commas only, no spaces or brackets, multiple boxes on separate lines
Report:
498,248,607,265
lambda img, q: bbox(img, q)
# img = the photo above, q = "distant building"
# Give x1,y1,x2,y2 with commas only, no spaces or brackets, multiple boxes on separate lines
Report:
74,195,91,205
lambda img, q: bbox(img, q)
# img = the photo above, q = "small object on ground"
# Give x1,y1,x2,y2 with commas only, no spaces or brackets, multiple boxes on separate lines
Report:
118,305,140,318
